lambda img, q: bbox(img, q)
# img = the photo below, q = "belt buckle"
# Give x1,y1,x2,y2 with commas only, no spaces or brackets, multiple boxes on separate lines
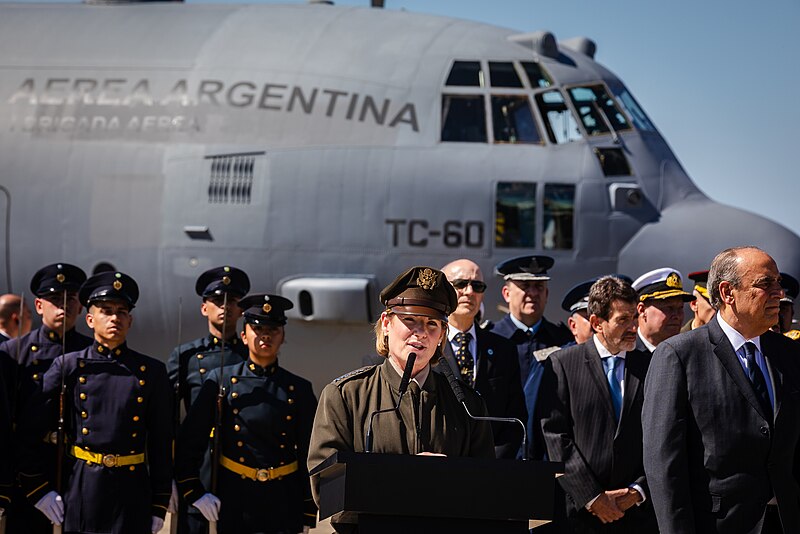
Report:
255,468,270,482
102,454,118,468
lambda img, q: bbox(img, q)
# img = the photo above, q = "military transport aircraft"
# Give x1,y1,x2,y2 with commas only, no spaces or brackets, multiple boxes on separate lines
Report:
1,0,799,390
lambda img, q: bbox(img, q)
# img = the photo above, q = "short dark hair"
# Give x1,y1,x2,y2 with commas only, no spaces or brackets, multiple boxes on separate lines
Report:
588,276,637,320
708,246,758,310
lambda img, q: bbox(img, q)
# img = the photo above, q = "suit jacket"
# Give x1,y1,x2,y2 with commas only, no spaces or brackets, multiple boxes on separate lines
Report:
642,318,800,534
538,339,657,533
438,325,528,459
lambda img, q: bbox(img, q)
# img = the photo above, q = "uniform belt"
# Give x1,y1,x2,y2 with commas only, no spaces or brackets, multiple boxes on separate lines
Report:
220,456,297,482
70,445,145,468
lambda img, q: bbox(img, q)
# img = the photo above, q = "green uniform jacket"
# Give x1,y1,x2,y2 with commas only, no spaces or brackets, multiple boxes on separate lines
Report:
308,359,495,504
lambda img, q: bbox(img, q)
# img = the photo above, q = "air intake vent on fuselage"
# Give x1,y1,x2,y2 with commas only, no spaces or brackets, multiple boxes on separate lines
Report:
205,152,264,204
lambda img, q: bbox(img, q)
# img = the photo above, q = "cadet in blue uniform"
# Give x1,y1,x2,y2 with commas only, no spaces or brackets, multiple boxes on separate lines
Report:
490,255,571,459
19,271,173,534
0,263,92,534
177,293,318,534
167,266,249,534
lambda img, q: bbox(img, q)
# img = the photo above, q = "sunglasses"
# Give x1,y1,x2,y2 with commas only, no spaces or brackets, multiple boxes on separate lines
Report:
450,279,487,293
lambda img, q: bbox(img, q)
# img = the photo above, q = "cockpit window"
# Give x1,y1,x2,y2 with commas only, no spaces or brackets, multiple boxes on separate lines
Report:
567,85,630,136
520,61,552,88
441,95,487,142
446,61,484,87
615,88,655,132
491,96,542,144
535,90,582,144
543,184,575,250
495,182,537,248
488,62,523,88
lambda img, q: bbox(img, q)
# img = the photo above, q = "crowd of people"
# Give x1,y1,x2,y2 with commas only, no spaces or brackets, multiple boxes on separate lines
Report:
0,247,798,534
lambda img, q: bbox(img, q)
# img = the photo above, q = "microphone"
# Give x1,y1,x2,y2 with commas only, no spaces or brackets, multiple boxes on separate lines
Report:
364,353,417,453
437,360,528,460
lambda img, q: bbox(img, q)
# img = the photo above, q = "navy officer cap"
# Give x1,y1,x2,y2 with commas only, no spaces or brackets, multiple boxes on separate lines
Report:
561,274,633,313
780,272,799,304
79,271,139,309
195,266,250,298
495,255,554,281
238,294,293,326
30,263,86,297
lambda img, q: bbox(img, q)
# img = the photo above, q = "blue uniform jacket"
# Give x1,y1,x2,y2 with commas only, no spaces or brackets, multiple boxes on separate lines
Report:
176,359,318,533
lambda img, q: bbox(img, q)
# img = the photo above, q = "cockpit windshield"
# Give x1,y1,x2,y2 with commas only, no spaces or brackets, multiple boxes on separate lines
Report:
567,85,630,136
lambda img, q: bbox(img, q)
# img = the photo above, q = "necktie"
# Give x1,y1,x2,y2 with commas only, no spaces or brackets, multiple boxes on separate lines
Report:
454,332,475,386
605,356,623,422
743,342,773,420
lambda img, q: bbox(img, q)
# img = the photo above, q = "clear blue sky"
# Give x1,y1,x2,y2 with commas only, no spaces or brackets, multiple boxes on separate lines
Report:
17,0,800,236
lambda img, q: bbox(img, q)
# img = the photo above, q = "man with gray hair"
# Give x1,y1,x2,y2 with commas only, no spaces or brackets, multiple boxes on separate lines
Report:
539,276,657,532
643,246,800,534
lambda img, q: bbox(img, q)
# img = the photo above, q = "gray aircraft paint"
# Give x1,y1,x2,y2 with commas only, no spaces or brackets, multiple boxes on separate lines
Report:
1,2,798,392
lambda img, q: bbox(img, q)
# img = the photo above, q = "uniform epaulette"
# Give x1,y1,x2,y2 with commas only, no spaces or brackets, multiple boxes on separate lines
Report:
332,365,375,385
534,346,561,362
784,329,800,341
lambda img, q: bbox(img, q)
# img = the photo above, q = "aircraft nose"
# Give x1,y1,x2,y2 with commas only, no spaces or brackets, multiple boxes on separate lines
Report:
617,199,800,281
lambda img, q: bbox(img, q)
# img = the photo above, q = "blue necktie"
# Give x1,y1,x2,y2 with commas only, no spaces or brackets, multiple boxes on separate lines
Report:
605,356,623,422
743,342,773,419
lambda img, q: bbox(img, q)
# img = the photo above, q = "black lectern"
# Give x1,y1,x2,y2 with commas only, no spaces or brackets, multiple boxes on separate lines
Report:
310,452,562,533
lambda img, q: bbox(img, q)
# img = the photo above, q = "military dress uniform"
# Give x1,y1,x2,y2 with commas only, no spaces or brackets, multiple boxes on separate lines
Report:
0,263,92,534
308,266,495,512
176,294,318,534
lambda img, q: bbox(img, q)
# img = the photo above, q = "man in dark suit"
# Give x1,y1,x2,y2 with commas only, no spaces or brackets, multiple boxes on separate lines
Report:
539,276,658,533
643,246,800,534
632,267,694,353
490,255,571,458
437,258,527,459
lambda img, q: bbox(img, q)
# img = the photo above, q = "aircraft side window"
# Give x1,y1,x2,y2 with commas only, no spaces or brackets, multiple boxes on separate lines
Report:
520,61,552,88
441,95,488,142
445,61,484,87
535,90,582,144
567,85,630,136
488,62,523,88
491,95,542,144
495,182,536,248
543,184,575,250
615,88,655,132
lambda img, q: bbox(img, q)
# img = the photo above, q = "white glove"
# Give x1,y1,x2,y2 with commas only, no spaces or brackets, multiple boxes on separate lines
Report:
151,515,164,533
168,480,178,514
192,492,221,522
34,491,64,525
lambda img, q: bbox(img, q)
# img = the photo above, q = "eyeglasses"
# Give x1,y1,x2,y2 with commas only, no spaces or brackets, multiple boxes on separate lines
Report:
450,279,487,293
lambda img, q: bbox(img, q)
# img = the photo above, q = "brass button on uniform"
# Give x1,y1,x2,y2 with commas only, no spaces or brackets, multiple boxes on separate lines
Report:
137,397,143,403
239,457,245,462
231,377,238,384
82,428,89,435
32,373,39,380
114,349,121,356
237,441,243,447
234,425,241,432
288,385,295,392
197,354,204,359
288,398,294,405
280,444,285,449
133,416,140,422
80,393,87,400
140,365,146,372
97,346,104,353
231,392,239,399
233,409,239,415
132,432,137,438
79,377,86,384
199,368,207,374
129,466,136,471
31,346,38,352
139,380,145,386
285,415,292,421
81,411,88,419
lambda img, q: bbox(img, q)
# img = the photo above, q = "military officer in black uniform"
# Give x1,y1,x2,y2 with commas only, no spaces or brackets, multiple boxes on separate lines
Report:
167,265,250,534
490,255,571,459
176,293,318,534
18,271,173,534
0,263,92,534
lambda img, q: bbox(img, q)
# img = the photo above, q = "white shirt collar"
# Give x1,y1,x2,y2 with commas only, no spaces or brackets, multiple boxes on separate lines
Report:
448,323,477,342
637,331,657,353
509,314,542,333
716,314,763,354
593,334,627,359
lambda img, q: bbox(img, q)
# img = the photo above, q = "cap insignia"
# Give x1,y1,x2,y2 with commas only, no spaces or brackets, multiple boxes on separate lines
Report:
56,274,65,283
224,266,231,272
262,303,272,313
222,276,231,285
113,280,123,290
417,268,437,290
666,272,681,289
